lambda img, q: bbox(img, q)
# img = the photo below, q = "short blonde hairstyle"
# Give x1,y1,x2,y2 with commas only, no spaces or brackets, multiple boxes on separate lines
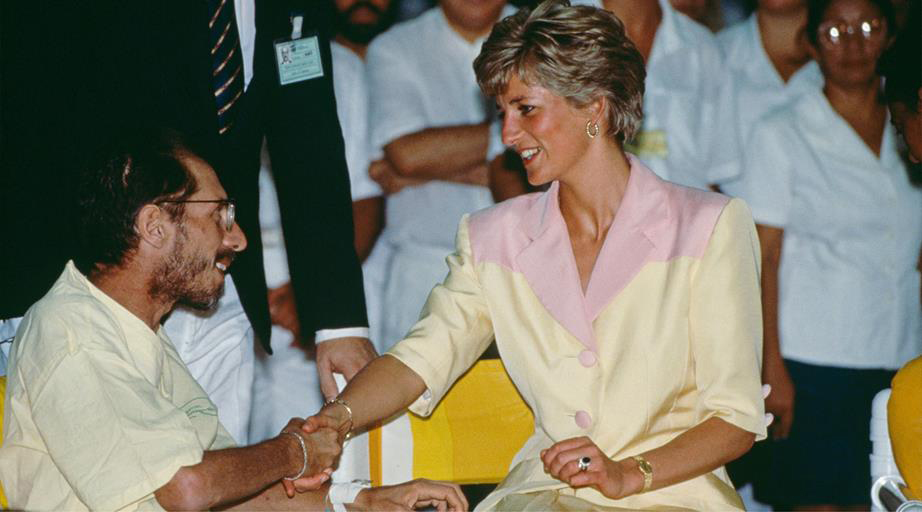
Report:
474,0,646,143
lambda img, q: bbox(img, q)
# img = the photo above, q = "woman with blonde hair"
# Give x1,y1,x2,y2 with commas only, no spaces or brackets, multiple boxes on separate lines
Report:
303,1,765,509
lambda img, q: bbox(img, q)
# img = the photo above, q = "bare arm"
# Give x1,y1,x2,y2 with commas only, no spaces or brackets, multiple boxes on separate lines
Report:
226,478,467,511
352,196,384,263
314,354,427,434
155,424,339,510
384,123,490,181
543,417,754,498
756,223,794,439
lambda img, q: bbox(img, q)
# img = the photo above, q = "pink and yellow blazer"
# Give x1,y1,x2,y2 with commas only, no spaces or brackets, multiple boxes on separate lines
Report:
388,157,766,510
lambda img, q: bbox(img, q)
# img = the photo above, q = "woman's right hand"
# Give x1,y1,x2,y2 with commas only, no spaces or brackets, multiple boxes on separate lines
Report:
302,404,353,445
541,436,640,499
350,479,468,511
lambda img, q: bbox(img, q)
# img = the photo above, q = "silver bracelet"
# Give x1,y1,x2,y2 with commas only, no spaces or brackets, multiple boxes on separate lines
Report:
281,431,308,481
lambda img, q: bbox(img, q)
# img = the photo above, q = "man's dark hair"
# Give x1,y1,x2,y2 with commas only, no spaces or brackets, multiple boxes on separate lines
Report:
74,128,204,275
880,1,920,110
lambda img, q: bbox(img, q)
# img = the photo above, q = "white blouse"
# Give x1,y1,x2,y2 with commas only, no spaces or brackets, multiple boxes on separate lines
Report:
733,88,922,369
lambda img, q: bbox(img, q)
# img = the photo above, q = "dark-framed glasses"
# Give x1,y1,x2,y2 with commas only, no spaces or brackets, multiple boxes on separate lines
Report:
158,198,237,232
818,18,886,47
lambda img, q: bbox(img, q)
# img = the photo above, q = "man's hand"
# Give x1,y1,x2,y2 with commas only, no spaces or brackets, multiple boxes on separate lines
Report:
369,158,424,195
351,479,468,512
763,356,795,439
316,336,378,400
279,417,342,497
268,282,301,345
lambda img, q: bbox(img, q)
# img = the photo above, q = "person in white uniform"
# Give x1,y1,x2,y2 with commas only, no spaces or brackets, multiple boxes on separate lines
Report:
718,0,823,209
717,2,821,505
571,0,738,190
365,0,512,349
731,0,922,506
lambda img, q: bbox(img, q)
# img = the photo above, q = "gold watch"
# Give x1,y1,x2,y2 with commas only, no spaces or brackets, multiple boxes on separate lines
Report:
631,455,653,493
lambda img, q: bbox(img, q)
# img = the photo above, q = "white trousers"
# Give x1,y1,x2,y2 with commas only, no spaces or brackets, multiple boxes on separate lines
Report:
379,241,453,351
164,276,254,444
249,324,325,444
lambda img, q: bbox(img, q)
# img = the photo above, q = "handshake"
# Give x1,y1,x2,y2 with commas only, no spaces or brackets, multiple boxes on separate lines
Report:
273,402,469,511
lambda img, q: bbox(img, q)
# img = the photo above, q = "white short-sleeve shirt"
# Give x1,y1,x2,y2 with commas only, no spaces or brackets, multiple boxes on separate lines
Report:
366,5,514,251
331,42,382,202
717,14,823,195
572,0,737,189
732,90,922,369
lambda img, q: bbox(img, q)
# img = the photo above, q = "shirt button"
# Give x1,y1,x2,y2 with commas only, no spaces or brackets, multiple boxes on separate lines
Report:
578,350,597,367
575,410,592,429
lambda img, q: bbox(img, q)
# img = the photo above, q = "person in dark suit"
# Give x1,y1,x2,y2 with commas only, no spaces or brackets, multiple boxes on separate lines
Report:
0,1,376,440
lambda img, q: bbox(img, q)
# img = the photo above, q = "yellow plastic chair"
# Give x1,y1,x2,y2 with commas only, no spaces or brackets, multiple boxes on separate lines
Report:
367,359,534,486
888,357,922,501
1,375,8,509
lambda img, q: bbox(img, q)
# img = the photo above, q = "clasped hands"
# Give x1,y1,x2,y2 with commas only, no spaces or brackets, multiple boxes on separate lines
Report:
277,416,347,497
279,407,468,511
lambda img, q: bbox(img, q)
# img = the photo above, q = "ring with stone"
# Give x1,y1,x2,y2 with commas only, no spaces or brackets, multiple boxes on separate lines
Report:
577,456,591,472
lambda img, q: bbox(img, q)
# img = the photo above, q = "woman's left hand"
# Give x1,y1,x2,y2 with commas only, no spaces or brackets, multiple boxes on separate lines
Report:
541,436,628,499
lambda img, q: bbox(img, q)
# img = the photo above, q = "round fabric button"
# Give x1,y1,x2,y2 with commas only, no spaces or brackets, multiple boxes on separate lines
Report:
575,410,592,429
578,350,597,367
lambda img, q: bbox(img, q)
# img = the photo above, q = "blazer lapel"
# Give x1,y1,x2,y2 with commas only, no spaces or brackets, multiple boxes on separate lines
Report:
584,157,670,321
516,183,598,351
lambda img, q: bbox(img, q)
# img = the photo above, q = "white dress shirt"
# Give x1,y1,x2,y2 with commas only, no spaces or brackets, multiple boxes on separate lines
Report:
572,0,738,189
717,13,823,195
732,89,922,369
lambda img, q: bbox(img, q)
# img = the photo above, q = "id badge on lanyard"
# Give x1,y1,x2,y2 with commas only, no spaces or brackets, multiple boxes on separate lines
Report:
274,13,324,85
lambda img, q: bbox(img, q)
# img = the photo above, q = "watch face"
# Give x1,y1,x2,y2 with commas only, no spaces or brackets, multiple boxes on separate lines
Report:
639,460,653,473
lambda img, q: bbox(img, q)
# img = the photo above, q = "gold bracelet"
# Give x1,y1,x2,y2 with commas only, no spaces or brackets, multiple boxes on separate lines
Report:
631,455,653,493
325,397,354,438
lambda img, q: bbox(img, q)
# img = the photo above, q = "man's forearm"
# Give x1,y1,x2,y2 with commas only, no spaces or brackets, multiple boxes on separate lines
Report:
156,435,302,510
384,123,490,179
222,480,328,511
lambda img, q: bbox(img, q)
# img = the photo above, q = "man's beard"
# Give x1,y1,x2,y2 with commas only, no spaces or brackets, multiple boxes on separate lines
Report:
150,226,230,311
335,1,392,46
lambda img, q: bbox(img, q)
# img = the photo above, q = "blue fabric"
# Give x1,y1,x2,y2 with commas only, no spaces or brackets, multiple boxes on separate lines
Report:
753,359,895,506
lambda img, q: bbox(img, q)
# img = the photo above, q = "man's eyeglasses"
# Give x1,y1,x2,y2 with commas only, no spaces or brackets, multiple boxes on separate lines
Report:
157,199,237,232
818,18,887,47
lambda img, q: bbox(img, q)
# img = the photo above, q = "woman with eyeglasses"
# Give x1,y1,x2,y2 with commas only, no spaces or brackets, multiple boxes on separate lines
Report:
731,0,922,508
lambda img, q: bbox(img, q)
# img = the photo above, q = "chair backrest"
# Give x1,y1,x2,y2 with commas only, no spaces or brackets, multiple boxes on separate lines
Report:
1,375,8,509
368,359,534,486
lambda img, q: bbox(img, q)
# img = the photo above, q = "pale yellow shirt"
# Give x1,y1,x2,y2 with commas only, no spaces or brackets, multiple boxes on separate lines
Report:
0,261,236,511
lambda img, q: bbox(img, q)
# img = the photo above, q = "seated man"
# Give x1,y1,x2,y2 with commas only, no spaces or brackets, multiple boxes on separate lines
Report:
0,130,465,512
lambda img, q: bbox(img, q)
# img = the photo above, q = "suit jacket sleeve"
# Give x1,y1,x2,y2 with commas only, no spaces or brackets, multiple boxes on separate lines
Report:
254,1,368,338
